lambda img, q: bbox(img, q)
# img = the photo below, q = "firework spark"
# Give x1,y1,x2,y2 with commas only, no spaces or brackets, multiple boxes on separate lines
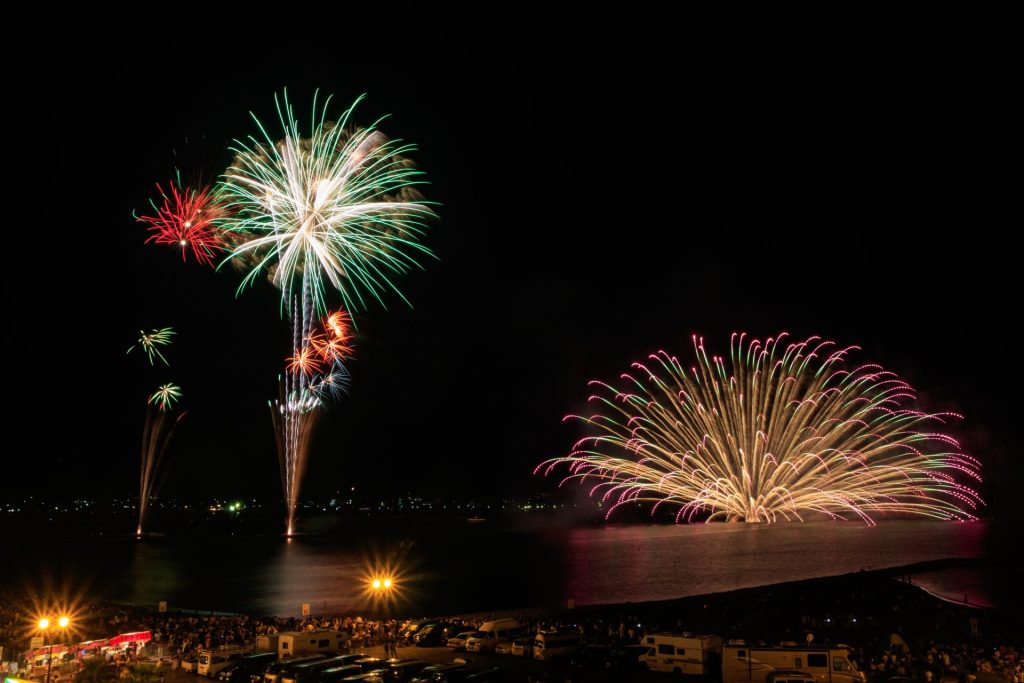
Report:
286,346,325,377
537,333,984,525
149,383,182,411
136,179,227,267
128,328,176,366
217,91,436,318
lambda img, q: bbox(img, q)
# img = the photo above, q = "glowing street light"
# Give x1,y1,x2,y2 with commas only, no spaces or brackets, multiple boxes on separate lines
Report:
369,576,396,624
370,577,394,591
38,616,71,683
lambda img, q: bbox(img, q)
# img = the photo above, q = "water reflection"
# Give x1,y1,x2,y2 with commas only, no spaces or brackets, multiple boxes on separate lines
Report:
564,521,987,606
5,520,990,617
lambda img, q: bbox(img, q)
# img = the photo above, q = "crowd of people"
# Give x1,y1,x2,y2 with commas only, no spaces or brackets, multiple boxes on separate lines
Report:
1,577,1019,683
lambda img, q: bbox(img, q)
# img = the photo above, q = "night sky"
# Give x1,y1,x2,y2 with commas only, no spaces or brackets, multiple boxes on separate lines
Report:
10,11,1018,519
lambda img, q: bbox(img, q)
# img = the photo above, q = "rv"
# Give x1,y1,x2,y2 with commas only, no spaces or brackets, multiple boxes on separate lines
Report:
276,631,345,659
640,633,724,675
256,634,282,654
722,644,865,683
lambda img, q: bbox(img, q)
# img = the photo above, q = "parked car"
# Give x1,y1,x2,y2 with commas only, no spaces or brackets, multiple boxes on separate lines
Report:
219,653,277,682
352,659,385,674
606,644,648,670
445,632,477,651
569,645,611,670
465,620,522,655
509,638,533,658
265,656,327,683
532,631,582,662
384,659,429,682
319,665,363,683
339,674,385,683
409,663,468,682
493,641,514,656
399,621,433,645
413,622,462,647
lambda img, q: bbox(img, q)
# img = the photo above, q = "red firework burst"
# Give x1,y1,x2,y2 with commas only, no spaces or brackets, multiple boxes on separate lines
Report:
137,180,227,266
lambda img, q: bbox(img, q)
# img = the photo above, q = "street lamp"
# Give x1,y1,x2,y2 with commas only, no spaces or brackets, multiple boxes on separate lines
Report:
369,576,395,636
38,616,71,683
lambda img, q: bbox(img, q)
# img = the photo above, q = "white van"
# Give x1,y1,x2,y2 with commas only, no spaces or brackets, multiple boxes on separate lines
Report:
465,619,522,654
722,644,865,683
640,633,723,675
198,646,254,677
532,631,582,662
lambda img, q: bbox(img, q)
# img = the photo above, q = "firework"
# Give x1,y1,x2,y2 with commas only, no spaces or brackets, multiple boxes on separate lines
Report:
271,382,319,538
272,307,354,534
137,407,185,536
136,178,227,267
310,309,354,363
130,328,186,536
149,383,182,411
537,333,983,525
215,91,432,535
128,328,176,366
217,91,435,317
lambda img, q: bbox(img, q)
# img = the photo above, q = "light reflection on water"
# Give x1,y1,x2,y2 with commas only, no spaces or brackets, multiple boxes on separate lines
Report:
7,520,990,617
562,521,987,606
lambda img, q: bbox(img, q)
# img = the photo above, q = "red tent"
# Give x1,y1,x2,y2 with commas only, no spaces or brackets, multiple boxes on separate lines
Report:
76,639,110,656
108,632,152,647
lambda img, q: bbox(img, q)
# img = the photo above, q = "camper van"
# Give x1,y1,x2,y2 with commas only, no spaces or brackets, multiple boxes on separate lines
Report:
198,646,254,677
465,619,522,654
276,631,345,659
532,631,583,662
640,633,723,675
722,644,865,683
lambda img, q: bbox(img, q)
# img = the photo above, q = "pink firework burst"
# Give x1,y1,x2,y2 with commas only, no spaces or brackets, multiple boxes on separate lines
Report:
137,180,227,266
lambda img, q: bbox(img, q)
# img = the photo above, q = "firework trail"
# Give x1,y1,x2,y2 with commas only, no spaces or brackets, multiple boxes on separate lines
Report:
217,91,433,534
129,329,185,535
138,406,185,536
128,328,176,366
537,333,984,525
136,176,227,267
272,306,353,534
